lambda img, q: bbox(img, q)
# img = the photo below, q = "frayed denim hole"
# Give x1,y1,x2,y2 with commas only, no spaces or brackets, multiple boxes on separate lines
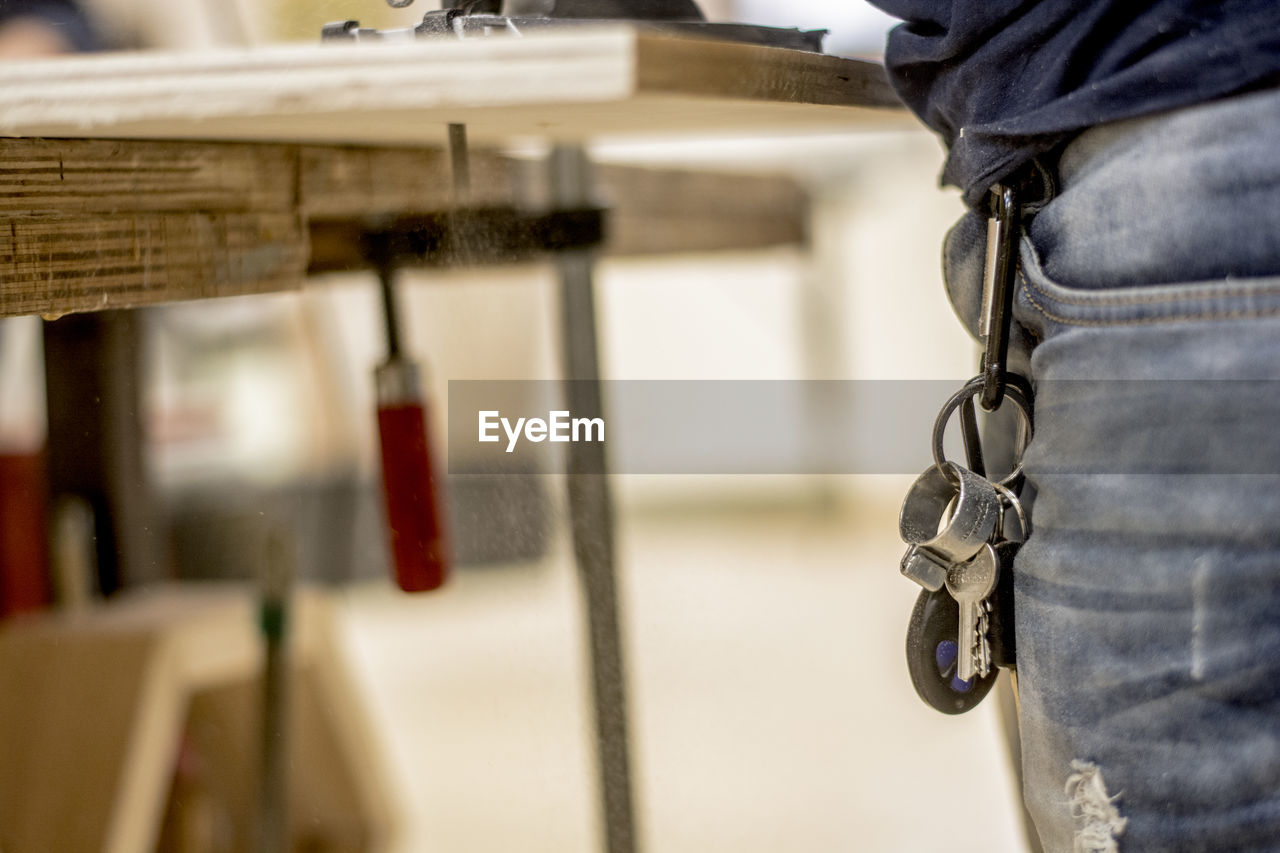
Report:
1065,760,1127,853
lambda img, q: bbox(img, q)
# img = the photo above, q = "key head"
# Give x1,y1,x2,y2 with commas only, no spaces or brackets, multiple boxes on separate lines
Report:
945,544,999,604
905,587,998,714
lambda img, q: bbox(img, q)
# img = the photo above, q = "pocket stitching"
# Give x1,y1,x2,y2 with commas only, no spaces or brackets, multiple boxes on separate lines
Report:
1020,238,1280,308
1020,270,1280,327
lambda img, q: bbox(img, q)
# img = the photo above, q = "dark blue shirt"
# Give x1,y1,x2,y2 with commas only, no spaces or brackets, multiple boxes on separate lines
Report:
870,0,1280,207
0,0,98,52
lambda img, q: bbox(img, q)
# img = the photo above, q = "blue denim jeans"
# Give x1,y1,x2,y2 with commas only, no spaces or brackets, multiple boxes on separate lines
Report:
945,86,1280,852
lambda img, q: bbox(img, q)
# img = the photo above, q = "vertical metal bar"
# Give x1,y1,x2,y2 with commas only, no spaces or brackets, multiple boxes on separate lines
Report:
377,261,404,361
448,123,471,203
549,144,638,853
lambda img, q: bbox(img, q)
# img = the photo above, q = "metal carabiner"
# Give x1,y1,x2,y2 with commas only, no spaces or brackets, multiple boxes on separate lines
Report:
979,183,1020,411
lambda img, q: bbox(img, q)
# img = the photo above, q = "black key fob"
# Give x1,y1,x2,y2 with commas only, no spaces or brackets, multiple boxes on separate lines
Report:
906,586,998,715
987,539,1019,669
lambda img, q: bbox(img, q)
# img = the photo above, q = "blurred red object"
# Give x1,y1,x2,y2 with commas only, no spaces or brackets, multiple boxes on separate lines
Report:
0,451,49,616
376,385,448,593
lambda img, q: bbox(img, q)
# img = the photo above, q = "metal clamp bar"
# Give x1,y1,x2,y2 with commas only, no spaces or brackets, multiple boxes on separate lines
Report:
550,144,638,853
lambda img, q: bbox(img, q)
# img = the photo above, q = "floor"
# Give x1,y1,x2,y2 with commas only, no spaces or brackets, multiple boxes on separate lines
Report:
339,480,1031,852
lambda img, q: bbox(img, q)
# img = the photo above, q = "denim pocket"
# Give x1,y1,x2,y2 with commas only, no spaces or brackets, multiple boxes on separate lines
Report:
1015,234,1280,339
1011,230,1280,476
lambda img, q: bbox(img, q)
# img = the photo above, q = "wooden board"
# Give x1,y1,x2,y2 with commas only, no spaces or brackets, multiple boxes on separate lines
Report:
0,138,808,317
3,212,307,317
0,585,396,853
0,28,907,146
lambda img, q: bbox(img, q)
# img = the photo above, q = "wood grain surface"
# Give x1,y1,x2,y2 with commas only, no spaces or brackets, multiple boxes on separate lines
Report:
0,137,809,317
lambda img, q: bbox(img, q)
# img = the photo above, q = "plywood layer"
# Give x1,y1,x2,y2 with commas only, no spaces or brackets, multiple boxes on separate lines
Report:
0,138,809,317
0,28,906,146
2,212,305,317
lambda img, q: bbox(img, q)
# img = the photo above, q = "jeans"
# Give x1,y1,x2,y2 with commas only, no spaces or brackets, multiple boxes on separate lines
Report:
944,86,1280,852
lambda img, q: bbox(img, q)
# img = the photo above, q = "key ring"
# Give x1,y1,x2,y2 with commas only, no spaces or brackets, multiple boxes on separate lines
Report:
992,481,1030,541
932,376,1033,490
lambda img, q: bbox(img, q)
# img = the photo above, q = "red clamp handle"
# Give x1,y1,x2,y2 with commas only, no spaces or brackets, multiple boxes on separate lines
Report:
375,360,449,592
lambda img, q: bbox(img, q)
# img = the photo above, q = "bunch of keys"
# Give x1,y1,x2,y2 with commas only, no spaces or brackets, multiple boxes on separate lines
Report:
899,379,1031,714
899,181,1034,715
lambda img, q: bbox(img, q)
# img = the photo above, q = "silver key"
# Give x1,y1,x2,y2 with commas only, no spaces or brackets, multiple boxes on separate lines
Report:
945,543,999,682
977,599,993,677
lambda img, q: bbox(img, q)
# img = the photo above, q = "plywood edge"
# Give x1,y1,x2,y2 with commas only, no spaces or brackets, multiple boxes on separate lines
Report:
0,28,900,145
634,32,902,110
0,29,640,142
0,210,307,317
0,136,812,316
298,144,517,217
0,138,517,220
0,137,297,217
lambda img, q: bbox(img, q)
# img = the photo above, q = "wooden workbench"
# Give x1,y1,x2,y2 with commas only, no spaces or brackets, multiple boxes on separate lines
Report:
0,27,905,319
0,26,907,853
